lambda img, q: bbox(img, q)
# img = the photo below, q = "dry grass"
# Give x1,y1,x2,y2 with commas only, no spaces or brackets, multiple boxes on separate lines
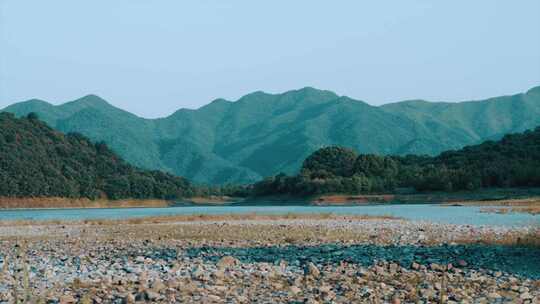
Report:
447,197,540,215
87,219,539,248
452,197,540,207
1,217,538,251
0,213,405,245
2,211,537,249
449,228,540,248
0,213,401,229
513,206,540,215
0,219,64,227
95,221,398,245
480,206,540,215
1,213,401,227
112,212,401,226
0,197,172,209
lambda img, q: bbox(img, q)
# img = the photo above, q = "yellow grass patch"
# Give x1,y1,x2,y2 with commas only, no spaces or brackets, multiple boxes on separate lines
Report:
480,206,540,215
0,197,172,209
1,213,402,227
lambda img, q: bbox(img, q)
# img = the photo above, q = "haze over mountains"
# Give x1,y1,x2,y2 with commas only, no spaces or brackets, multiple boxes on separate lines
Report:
3,86,540,185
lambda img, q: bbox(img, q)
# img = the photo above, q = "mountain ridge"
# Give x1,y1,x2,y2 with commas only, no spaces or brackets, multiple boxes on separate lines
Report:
3,86,540,185
8,85,540,119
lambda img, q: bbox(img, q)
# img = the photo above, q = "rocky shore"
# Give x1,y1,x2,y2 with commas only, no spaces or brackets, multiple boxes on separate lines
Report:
0,216,538,303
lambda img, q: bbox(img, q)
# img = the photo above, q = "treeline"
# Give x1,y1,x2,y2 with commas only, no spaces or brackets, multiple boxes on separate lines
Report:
253,127,540,196
0,113,192,199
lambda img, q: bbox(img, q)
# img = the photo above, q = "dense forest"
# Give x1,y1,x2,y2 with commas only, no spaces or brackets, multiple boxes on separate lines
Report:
0,113,192,199
252,127,540,196
2,112,539,200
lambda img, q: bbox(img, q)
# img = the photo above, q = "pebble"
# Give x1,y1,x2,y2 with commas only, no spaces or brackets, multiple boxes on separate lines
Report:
217,255,240,269
290,286,302,295
0,217,537,303
306,262,320,278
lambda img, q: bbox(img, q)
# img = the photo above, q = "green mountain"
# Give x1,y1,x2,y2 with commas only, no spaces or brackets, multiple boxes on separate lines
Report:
0,112,191,199
3,86,540,185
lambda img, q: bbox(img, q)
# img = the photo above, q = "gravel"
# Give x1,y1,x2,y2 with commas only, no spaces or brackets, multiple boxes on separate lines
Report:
0,218,538,303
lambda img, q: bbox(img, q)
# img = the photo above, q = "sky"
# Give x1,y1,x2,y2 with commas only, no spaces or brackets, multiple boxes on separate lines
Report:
1,1,539,118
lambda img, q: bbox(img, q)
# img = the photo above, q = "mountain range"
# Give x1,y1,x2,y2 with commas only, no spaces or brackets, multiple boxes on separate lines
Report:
3,86,540,185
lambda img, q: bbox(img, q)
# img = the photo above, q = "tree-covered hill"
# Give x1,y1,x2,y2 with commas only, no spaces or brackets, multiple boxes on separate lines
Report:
3,86,540,185
253,127,540,196
0,113,192,199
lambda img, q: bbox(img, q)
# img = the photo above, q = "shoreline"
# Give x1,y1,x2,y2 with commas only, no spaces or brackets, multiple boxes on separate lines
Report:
0,216,538,303
0,197,175,209
2,188,540,210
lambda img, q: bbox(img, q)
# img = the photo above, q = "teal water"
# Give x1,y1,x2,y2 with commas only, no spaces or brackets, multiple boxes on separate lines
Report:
0,204,538,226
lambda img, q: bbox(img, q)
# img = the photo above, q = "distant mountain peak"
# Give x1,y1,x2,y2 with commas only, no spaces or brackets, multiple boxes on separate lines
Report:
240,90,271,99
1,98,55,117
23,98,51,105
236,87,339,105
68,94,112,107
210,98,231,104
296,86,328,93
285,86,338,97
196,98,233,113
382,99,438,108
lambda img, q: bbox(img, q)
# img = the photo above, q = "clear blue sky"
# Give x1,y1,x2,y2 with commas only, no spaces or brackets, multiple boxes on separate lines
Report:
1,1,539,118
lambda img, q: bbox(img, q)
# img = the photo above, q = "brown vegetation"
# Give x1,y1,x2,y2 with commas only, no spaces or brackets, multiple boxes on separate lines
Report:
311,193,540,206
456,197,540,215
450,228,540,248
1,213,401,227
455,197,540,207
480,206,540,215
0,197,172,209
2,213,537,249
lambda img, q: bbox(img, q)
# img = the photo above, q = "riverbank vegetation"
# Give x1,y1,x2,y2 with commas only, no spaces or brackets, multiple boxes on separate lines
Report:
252,127,540,196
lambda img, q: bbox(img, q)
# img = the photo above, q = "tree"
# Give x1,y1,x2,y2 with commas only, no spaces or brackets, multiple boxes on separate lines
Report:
301,146,358,178
26,112,39,120
0,113,194,200
252,126,540,196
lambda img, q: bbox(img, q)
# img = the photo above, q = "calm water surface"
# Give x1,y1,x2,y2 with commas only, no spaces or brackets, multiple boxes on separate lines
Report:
0,204,538,226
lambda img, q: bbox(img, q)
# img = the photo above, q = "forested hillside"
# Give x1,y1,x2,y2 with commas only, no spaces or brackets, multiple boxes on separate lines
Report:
0,113,192,199
253,127,540,196
2,111,539,200
4,86,540,184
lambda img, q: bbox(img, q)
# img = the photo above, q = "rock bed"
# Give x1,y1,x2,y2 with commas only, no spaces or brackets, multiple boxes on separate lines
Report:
0,218,538,303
